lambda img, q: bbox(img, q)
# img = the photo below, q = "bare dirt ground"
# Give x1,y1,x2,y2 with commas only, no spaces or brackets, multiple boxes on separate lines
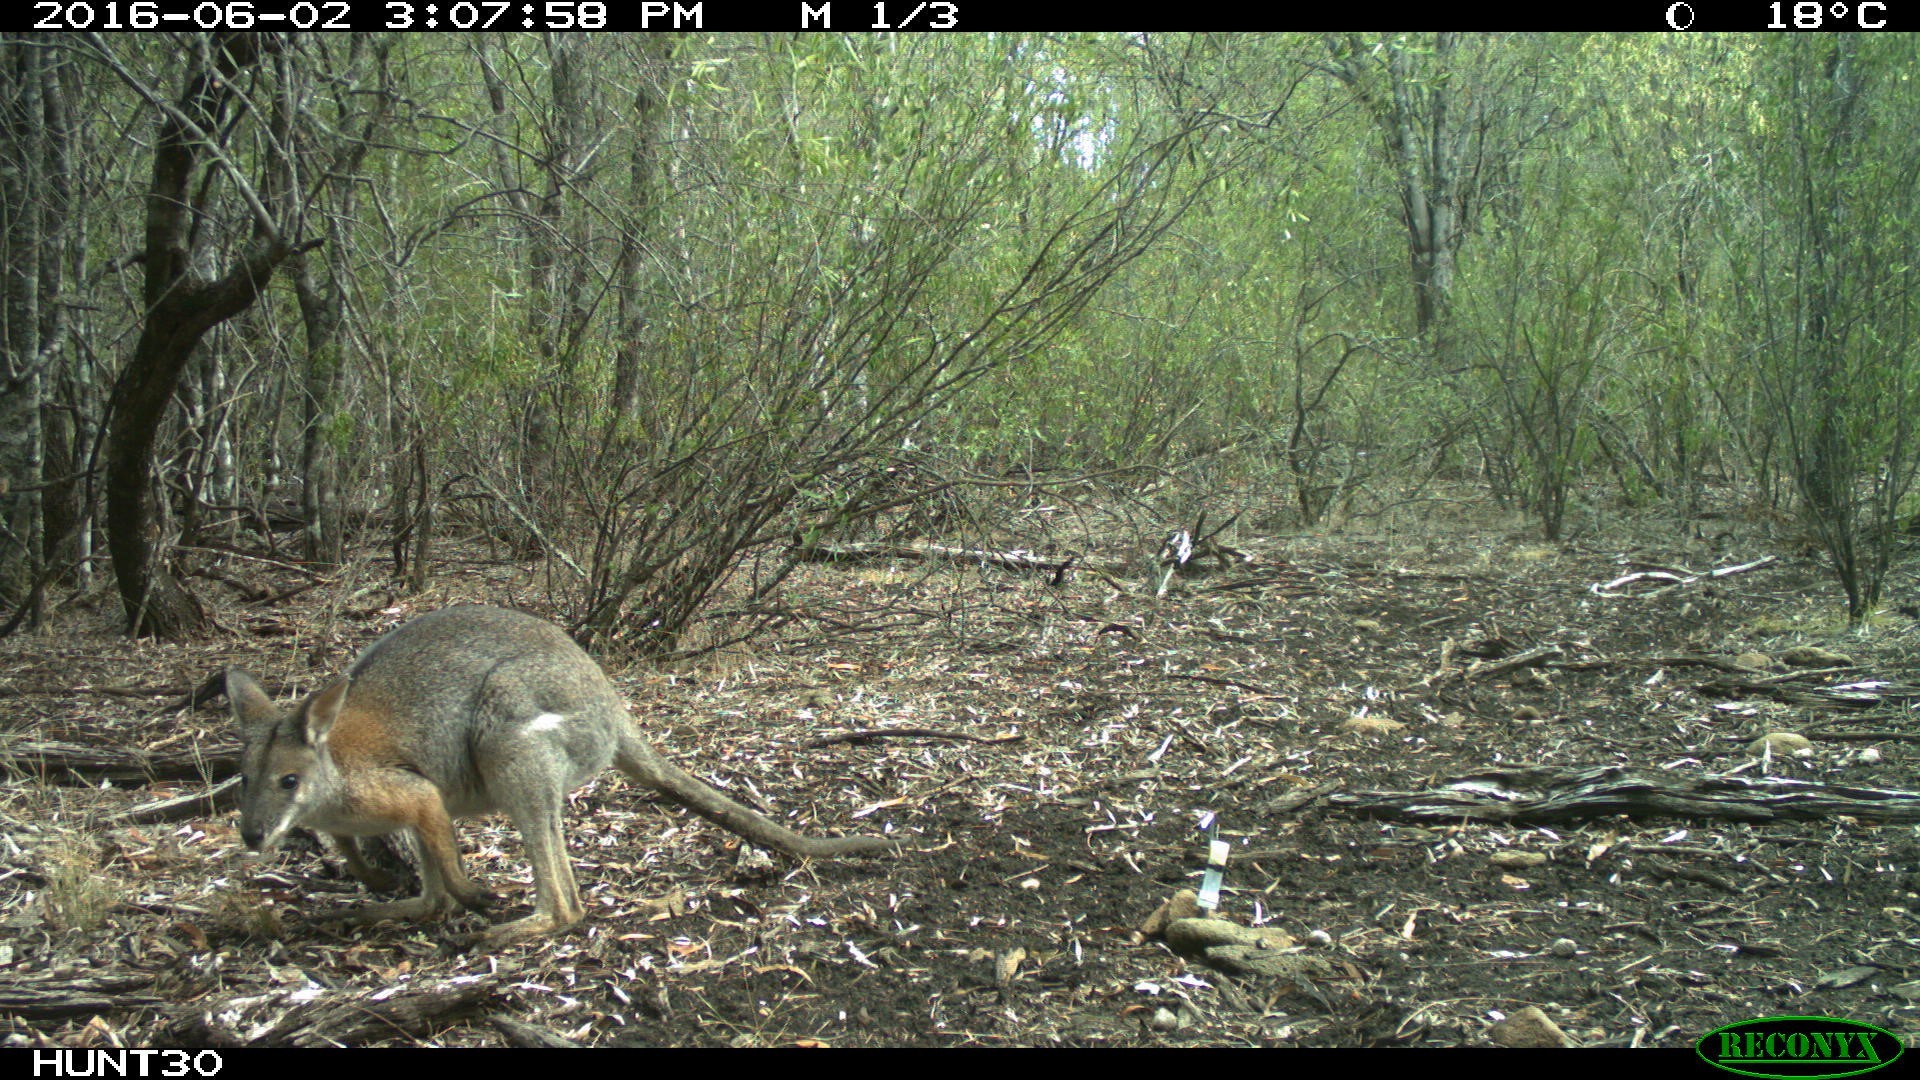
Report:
3,495,1919,1048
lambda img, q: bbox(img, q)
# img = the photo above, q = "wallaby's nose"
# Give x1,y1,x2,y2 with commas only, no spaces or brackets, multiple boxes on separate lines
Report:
241,828,264,850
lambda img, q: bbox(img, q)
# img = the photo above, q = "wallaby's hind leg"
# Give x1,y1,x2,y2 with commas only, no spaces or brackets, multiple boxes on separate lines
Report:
485,792,586,941
469,690,597,941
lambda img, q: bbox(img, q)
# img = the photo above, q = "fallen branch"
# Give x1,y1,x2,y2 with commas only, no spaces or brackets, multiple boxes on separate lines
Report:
1163,671,1281,696
112,775,241,824
1329,764,1920,824
0,741,234,786
794,540,1080,576
1411,643,1562,691
1590,555,1776,597
467,472,587,580
1696,677,1920,710
1551,654,1766,675
804,727,1024,749
158,977,497,1047
0,683,190,698
0,974,163,1019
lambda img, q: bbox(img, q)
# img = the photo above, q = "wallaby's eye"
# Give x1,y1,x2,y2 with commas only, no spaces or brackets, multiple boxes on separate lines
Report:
279,773,299,792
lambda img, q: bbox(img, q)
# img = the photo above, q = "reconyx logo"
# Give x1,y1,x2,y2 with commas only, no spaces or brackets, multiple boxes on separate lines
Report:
1697,1017,1903,1079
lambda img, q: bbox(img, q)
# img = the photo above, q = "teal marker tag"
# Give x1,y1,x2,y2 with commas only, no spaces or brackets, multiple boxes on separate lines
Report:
1196,819,1227,912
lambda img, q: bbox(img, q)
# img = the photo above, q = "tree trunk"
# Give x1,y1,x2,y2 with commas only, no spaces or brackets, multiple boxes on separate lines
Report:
606,36,679,441
1798,37,1867,622
294,250,346,567
0,35,47,622
103,33,292,637
476,34,593,540
106,323,213,637
38,45,81,591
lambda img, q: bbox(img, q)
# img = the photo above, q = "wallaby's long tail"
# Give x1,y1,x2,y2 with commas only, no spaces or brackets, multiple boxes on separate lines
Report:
614,731,897,857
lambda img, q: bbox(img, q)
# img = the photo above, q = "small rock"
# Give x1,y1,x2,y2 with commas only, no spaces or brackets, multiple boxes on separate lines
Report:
1750,732,1813,756
1202,948,1337,980
1780,645,1854,667
1858,747,1883,764
1489,1005,1576,1048
1148,1007,1183,1032
1164,918,1294,955
1734,651,1774,671
1549,938,1578,958
1513,705,1544,722
1139,889,1202,937
1489,851,1549,870
1307,929,1333,947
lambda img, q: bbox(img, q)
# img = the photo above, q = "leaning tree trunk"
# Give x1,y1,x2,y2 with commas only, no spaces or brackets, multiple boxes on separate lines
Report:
106,328,217,637
109,292,290,636
99,33,294,637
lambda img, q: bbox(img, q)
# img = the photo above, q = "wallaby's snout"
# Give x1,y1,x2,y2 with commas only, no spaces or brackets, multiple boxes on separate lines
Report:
239,819,280,851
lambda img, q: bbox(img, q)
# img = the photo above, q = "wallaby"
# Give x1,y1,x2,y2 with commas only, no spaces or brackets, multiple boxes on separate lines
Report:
227,604,895,940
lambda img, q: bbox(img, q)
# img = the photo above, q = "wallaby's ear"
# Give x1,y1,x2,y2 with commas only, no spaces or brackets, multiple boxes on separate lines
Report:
303,678,352,743
225,669,279,733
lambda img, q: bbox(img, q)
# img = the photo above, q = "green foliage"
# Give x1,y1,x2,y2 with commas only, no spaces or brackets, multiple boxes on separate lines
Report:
47,32,1920,645
320,410,357,454
1730,34,1920,622
1452,121,1639,539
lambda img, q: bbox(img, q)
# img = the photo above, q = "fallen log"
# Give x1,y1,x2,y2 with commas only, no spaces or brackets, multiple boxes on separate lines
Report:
158,977,496,1047
794,540,1078,575
0,741,235,786
1329,764,1920,824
